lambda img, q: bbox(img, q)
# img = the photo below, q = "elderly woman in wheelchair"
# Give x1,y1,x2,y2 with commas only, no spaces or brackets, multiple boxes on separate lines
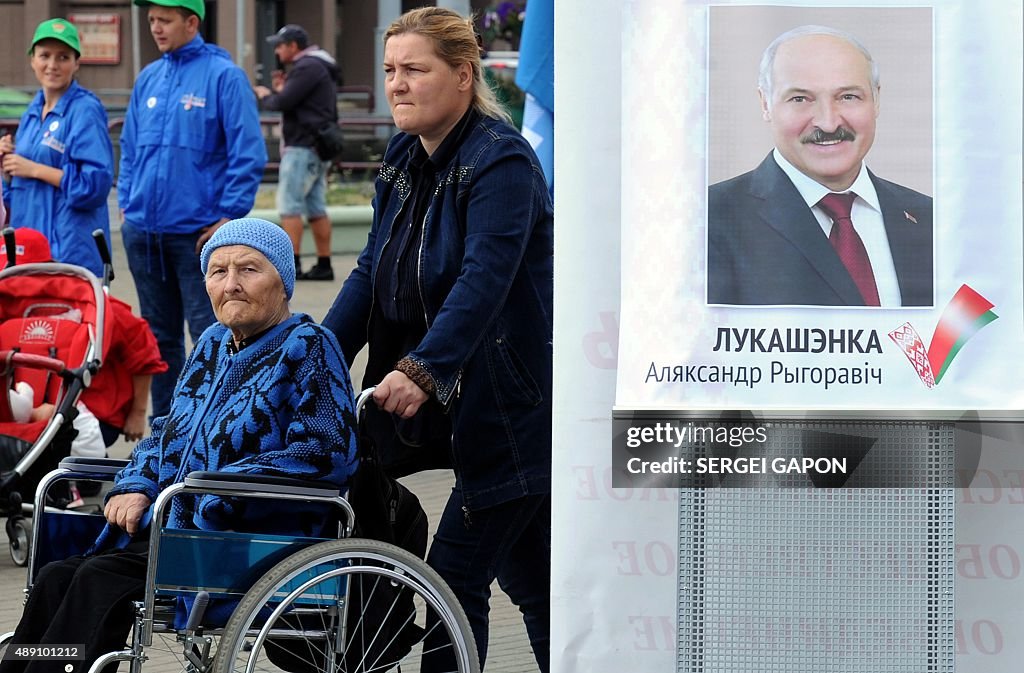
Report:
0,218,479,673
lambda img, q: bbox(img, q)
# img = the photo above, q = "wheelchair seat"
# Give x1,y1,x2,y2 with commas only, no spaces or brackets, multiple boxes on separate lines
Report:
2,389,481,673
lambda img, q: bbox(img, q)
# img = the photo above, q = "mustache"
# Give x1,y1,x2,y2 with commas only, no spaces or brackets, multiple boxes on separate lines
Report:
801,127,856,144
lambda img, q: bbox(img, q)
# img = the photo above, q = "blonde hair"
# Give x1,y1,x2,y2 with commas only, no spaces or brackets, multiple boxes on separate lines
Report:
385,7,511,124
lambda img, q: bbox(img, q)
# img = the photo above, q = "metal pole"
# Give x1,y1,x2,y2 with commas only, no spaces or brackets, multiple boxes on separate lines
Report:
375,0,402,122
131,4,142,80
235,0,245,67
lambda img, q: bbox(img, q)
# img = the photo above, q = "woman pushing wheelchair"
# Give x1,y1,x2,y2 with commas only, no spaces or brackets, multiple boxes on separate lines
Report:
323,7,554,672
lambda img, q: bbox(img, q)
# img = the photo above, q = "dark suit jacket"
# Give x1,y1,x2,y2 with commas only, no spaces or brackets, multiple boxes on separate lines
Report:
707,153,933,306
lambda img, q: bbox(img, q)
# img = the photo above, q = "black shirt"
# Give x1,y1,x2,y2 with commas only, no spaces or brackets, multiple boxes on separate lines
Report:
376,108,478,331
259,52,339,148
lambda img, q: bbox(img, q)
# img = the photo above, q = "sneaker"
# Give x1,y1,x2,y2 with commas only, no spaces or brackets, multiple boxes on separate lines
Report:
299,265,334,281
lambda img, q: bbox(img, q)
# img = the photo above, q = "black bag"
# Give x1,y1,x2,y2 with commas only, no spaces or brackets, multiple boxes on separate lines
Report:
348,430,428,554
361,401,453,478
265,426,430,673
311,122,345,162
344,423,429,665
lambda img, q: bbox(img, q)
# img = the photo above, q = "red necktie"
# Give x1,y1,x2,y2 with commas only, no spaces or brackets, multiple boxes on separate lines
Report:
818,192,880,306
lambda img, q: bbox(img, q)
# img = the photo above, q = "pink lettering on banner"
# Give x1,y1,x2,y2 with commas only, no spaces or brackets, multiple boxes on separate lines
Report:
582,311,618,369
572,465,677,502
955,619,1004,655
955,544,1021,580
611,541,676,577
957,468,1024,504
627,615,674,652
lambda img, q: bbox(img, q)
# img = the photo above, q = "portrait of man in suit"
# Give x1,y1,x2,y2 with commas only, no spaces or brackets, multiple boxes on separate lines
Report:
707,24,933,307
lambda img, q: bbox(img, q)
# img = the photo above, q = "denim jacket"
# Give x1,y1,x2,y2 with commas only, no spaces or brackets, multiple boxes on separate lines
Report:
325,112,553,509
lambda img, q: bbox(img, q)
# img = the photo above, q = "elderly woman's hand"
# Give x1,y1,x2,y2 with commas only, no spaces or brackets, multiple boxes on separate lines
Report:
374,370,429,419
104,493,152,535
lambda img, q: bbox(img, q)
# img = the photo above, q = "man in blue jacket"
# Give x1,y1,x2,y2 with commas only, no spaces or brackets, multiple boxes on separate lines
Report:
119,0,267,418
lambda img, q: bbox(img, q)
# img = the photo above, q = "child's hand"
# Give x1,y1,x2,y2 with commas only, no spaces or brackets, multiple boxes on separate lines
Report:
123,408,147,442
29,402,56,423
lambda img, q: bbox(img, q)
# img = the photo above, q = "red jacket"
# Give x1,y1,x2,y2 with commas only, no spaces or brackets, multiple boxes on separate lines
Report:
80,296,167,428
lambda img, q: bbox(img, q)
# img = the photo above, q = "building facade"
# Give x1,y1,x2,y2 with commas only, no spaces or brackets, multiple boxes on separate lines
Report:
0,0,493,117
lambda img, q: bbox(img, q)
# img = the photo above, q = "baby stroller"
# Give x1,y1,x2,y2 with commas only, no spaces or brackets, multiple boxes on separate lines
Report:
0,227,112,565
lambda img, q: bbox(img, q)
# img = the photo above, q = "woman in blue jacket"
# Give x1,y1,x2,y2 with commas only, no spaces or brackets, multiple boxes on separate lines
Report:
0,19,114,277
323,8,554,672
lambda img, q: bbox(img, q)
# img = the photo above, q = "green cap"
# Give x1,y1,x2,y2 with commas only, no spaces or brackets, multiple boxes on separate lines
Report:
133,0,206,21
29,19,81,56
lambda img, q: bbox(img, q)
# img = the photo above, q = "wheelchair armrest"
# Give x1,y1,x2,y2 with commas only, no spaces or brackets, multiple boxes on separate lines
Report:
183,471,343,498
57,457,130,476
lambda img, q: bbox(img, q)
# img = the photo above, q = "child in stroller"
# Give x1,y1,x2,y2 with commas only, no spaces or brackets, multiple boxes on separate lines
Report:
0,227,165,563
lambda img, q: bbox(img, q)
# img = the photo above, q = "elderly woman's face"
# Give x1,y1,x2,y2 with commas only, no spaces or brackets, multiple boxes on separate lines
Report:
205,245,289,341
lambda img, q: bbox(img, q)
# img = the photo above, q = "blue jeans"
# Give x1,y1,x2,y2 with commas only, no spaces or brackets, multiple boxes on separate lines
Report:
121,222,217,418
277,146,329,218
423,489,551,672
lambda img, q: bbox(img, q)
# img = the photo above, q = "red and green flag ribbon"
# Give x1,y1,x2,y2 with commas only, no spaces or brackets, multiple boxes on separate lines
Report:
927,285,997,384
888,285,997,388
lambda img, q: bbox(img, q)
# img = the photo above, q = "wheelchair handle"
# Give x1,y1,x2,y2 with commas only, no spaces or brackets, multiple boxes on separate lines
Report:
355,386,376,418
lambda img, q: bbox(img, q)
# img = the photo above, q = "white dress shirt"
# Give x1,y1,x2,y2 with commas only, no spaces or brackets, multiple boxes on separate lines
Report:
772,149,902,307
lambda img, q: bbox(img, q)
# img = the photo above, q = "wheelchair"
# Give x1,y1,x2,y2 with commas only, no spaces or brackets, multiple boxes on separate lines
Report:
0,389,480,673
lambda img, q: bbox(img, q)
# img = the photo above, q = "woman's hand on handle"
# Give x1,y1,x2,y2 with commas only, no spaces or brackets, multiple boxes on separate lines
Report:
373,370,429,419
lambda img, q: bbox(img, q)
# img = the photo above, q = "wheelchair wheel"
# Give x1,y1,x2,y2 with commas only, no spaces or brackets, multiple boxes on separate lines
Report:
8,517,29,567
213,538,480,673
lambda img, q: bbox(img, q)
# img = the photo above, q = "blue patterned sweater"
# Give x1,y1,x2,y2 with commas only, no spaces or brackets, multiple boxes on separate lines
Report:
92,313,359,550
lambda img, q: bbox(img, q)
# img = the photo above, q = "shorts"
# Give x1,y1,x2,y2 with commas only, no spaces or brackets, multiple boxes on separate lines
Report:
277,145,329,218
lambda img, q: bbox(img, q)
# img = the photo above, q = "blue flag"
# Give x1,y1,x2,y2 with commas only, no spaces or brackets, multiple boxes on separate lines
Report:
515,0,554,196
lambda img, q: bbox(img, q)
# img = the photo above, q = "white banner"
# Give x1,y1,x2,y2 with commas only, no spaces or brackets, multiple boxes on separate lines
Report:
553,1,1024,672
616,0,1024,411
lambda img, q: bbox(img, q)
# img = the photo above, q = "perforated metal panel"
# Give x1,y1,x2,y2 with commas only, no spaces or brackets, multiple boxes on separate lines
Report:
678,421,955,672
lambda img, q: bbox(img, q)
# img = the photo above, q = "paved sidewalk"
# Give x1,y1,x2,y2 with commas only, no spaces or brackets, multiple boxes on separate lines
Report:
0,225,539,672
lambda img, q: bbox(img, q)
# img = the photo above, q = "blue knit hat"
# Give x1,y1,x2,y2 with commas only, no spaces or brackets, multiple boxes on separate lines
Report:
200,218,295,299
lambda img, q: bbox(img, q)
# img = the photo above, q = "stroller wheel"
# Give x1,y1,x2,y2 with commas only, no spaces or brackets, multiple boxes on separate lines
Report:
8,517,30,567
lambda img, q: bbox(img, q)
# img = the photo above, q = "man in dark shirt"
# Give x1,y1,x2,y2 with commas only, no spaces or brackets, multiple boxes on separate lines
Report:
255,24,340,281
